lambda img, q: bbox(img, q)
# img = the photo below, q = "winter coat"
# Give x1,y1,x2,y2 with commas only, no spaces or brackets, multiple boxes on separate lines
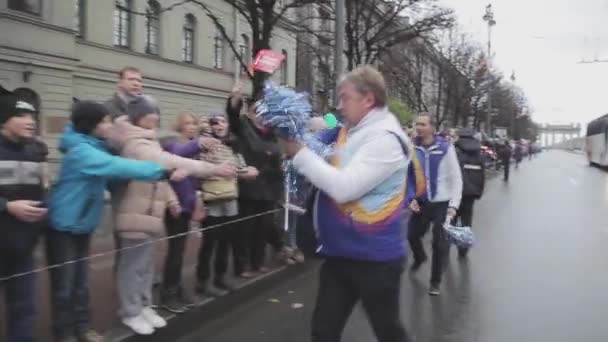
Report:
0,134,47,257
455,135,485,199
48,123,165,235
103,93,128,120
162,138,202,213
200,141,241,202
226,97,283,202
111,120,218,239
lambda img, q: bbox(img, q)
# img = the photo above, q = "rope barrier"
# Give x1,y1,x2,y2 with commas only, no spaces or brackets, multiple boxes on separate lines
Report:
0,208,281,283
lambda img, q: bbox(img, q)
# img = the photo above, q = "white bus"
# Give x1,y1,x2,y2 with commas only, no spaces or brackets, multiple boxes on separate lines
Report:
586,114,608,166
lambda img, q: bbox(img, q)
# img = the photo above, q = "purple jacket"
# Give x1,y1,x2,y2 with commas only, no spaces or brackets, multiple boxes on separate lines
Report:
162,138,201,213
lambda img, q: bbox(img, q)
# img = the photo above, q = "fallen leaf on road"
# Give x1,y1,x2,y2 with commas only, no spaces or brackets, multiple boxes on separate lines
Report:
288,291,295,294
268,298,280,303
291,303,304,309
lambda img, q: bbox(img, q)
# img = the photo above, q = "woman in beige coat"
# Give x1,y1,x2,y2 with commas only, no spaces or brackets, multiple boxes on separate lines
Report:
111,96,236,335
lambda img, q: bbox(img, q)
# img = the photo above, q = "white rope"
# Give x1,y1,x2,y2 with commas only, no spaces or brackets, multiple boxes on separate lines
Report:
0,209,280,283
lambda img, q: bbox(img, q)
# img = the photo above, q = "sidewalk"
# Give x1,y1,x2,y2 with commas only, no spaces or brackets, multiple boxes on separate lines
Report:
0,205,295,342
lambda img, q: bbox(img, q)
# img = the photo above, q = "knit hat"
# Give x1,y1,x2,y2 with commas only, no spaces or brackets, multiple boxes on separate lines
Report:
126,95,159,124
0,92,37,124
71,100,110,134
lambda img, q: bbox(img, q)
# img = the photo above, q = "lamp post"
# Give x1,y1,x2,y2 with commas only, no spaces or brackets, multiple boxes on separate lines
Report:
483,4,496,134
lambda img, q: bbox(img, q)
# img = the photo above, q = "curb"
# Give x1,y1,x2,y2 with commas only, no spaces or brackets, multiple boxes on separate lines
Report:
106,260,319,342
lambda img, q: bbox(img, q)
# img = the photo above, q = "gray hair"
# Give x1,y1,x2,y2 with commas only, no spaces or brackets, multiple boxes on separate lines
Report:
338,65,387,107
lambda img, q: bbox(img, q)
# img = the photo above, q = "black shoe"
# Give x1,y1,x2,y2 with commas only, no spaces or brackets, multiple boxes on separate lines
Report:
214,277,237,292
410,255,428,273
428,284,440,296
160,295,187,314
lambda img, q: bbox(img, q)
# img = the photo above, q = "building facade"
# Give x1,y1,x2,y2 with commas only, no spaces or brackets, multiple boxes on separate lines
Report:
0,0,297,175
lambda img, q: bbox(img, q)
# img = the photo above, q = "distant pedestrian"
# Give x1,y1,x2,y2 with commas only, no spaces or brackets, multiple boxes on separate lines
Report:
284,66,413,342
497,139,512,181
0,94,47,342
514,141,523,168
47,101,170,342
407,112,463,296
453,128,485,258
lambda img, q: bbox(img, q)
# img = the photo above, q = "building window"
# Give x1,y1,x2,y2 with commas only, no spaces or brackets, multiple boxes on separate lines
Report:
74,0,85,38
8,0,42,16
182,14,196,63
213,28,224,69
113,0,131,48
281,49,288,85
238,34,250,67
145,0,161,55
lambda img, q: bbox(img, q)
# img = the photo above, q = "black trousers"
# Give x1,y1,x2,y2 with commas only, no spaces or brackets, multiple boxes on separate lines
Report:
239,199,284,271
502,159,510,181
455,195,476,228
162,211,192,292
407,201,449,286
196,215,240,281
311,258,411,342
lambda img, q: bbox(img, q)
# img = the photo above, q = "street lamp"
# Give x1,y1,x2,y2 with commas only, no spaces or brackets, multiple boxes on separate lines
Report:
483,4,496,135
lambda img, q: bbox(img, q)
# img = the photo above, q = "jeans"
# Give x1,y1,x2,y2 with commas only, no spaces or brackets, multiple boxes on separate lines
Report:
46,230,92,338
408,201,450,285
311,258,411,342
0,252,36,342
116,238,154,318
196,215,240,281
163,211,192,293
239,200,284,271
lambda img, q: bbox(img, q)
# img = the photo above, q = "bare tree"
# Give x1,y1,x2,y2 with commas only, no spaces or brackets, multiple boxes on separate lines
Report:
342,0,453,70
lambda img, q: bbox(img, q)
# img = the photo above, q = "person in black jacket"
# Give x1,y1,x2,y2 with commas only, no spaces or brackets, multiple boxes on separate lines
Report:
0,93,48,342
497,139,512,182
225,83,289,277
453,128,485,258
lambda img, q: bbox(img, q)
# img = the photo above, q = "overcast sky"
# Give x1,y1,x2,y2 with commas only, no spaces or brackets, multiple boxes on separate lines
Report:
439,0,608,126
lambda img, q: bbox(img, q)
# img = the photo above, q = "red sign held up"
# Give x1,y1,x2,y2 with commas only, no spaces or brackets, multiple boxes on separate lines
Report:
252,49,285,74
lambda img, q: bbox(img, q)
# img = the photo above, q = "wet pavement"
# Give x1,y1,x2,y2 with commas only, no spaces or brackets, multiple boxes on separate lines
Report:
175,151,608,342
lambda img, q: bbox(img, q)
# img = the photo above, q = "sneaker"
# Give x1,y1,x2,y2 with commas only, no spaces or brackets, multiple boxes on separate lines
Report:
77,329,104,342
122,315,155,335
428,284,441,296
160,295,187,314
178,290,198,309
409,255,428,273
214,277,237,292
238,271,257,279
141,307,167,328
196,282,228,297
292,249,305,264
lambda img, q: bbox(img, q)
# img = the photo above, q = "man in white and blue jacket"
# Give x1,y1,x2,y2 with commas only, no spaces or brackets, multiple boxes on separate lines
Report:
284,66,412,342
407,112,463,296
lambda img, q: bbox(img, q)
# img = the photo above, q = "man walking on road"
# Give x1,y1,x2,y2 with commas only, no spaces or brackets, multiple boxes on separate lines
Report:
407,113,462,296
497,139,512,182
283,66,413,342
453,128,485,258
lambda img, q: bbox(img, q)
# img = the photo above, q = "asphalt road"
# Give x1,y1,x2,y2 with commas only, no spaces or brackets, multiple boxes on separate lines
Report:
176,151,608,342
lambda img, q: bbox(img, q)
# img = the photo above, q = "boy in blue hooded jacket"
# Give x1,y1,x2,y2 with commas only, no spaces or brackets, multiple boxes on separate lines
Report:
46,101,174,342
